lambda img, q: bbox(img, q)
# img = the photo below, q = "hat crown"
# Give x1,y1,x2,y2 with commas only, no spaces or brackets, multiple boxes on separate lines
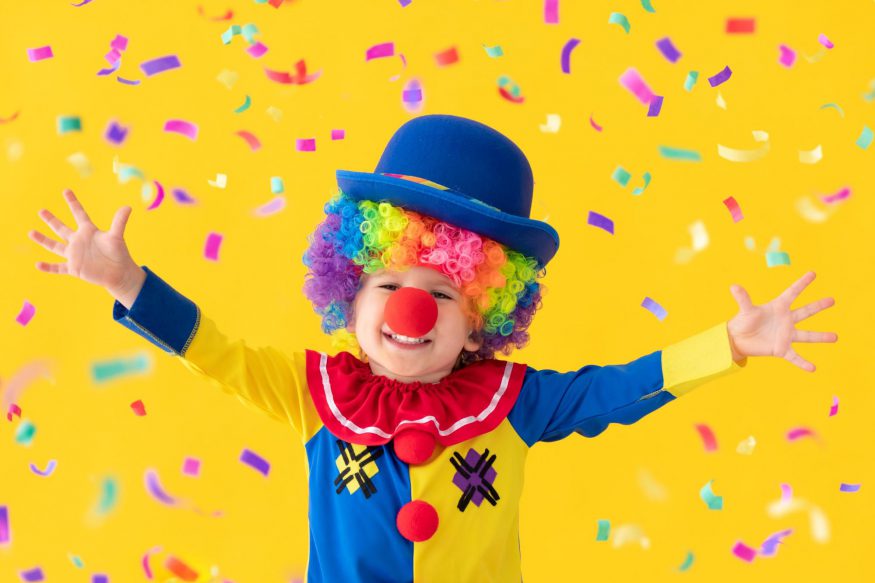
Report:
374,115,534,218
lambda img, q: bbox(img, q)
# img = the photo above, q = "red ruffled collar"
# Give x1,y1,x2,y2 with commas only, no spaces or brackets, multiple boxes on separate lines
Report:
305,349,527,446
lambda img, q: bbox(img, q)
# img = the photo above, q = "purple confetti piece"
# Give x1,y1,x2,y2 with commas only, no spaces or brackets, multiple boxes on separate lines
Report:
144,469,178,505
708,65,732,87
240,448,270,476
29,459,57,477
20,567,45,582
655,37,681,63
105,121,129,145
171,188,197,204
96,62,120,76
561,38,581,74
0,505,9,544
117,77,141,85
759,528,793,557
840,483,861,493
92,575,109,583
587,211,614,234
139,55,181,77
641,297,668,320
647,95,664,117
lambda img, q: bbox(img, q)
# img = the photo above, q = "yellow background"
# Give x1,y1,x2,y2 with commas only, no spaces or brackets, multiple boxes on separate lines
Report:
1,0,872,581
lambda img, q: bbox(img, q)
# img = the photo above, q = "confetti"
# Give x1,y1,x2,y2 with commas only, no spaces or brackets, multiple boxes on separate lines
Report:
105,121,129,145
736,435,756,455
766,251,791,267
695,423,718,451
787,426,816,441
131,399,147,416
166,556,198,581
608,12,631,34
658,145,701,161
560,38,581,73
700,480,723,510
197,5,234,20
15,420,36,445
253,196,286,217
484,45,503,58
72,0,95,6
612,166,631,187
164,119,198,140
631,172,651,195
172,188,196,204
655,37,681,62
58,116,82,134
240,448,270,476
778,44,797,67
829,396,839,416
544,0,558,24
716,91,727,109
27,46,53,62
19,567,44,582
708,66,732,87
270,176,284,194
612,524,650,549
434,46,459,66
246,42,268,58
856,125,873,149
840,483,861,493
142,546,162,580
16,300,36,326
799,144,823,164
264,60,321,84
589,115,603,132
647,95,664,116
92,575,109,583
145,469,178,505
497,76,524,103
822,187,851,204
331,129,345,140
818,34,834,49
677,551,694,572
403,79,424,108
819,102,844,117
641,0,656,13
641,297,667,320
637,468,667,501
723,196,744,222
619,67,655,104
145,180,165,210
296,138,316,152
726,18,755,34
0,505,9,544
539,114,561,133
208,173,227,188
68,554,84,568
684,71,698,91
760,529,793,556
365,42,394,61
234,95,252,113
587,211,614,234
140,55,181,76
8,403,22,421
780,483,793,502
732,541,757,563
183,457,201,477
29,460,57,477
95,477,118,515
217,69,239,89
0,110,21,124
91,353,151,384
596,519,610,541
236,130,261,151
67,152,93,178
204,232,223,261
718,130,770,162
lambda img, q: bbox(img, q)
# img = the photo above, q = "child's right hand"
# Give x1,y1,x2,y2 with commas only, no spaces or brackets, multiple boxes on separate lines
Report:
28,189,139,294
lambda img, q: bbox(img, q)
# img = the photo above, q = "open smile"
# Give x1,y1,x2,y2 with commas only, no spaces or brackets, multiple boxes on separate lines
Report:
383,331,432,350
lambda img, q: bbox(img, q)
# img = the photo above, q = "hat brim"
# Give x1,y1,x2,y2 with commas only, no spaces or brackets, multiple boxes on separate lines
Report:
336,170,559,267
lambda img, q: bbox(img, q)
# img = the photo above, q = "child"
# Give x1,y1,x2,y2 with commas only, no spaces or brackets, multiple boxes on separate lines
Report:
30,114,837,582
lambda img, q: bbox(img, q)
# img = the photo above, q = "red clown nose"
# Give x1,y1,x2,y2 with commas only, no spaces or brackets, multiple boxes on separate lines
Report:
384,287,438,338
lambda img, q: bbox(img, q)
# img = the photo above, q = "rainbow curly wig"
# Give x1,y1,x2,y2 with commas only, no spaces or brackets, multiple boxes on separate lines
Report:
302,191,547,366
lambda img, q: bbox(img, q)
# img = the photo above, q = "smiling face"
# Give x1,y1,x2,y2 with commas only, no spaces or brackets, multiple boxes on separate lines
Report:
347,266,482,383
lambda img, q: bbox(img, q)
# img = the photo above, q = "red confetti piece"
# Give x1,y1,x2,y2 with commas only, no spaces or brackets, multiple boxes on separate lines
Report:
498,87,524,103
434,46,459,66
7,403,22,421
0,111,21,124
130,400,146,416
264,60,320,84
236,130,262,151
196,5,234,20
723,196,744,222
165,556,198,582
726,18,755,34
695,423,718,451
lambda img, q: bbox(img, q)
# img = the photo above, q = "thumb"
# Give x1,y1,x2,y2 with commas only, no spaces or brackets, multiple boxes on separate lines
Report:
730,284,754,312
109,206,132,237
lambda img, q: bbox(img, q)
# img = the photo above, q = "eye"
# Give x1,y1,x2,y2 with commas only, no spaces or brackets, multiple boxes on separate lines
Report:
378,284,399,291
432,291,452,300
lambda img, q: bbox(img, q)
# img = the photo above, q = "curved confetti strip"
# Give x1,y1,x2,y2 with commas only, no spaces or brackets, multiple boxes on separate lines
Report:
632,172,650,194
786,426,817,441
819,102,844,117
608,12,631,34
234,95,251,113
700,480,723,510
587,211,614,234
236,130,262,151
760,528,793,556
146,180,165,210
388,52,408,81
264,60,321,84
164,119,198,140
144,469,179,505
717,130,770,162
677,551,694,572
142,546,163,580
196,5,233,20
29,459,57,477
0,111,21,124
560,38,580,74
641,0,656,12
641,297,667,320
723,196,743,222
253,196,286,217
589,114,603,132
695,423,718,451
72,0,94,5
366,42,394,61
799,144,822,164
117,76,141,85
497,76,524,103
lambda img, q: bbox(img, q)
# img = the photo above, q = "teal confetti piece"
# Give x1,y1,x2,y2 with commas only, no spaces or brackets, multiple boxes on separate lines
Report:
270,176,284,194
234,95,251,113
117,165,144,183
608,12,631,34
15,419,36,445
819,102,845,118
221,24,242,45
700,480,723,510
658,145,702,161
684,71,698,92
612,166,631,187
678,551,694,572
856,125,873,150
766,251,791,267
632,171,651,195
58,116,82,134
641,0,656,12
596,519,611,541
69,554,84,568
96,477,118,514
91,353,151,384
484,45,504,58
241,23,260,44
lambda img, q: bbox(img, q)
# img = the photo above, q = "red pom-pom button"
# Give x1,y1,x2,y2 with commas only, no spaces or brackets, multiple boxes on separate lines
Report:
384,287,438,338
396,500,439,542
393,429,436,465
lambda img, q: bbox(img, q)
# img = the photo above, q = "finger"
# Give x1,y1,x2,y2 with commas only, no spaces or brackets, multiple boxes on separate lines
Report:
730,284,754,311
792,330,838,343
784,347,815,372
792,297,835,323
37,208,75,240
63,189,94,227
28,229,67,257
35,261,69,275
109,206,132,237
779,271,816,305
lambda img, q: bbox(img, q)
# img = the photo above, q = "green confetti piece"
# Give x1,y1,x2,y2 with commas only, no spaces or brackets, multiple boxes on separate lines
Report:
91,353,151,384
612,166,631,187
234,95,252,113
58,116,82,134
15,419,36,445
632,171,651,195
678,551,694,572
96,477,118,514
117,165,145,184
819,102,845,118
700,480,723,510
658,145,702,161
608,12,631,34
69,554,84,568
856,125,873,150
221,24,242,45
684,71,698,92
484,45,504,58
270,176,284,194
766,251,791,267
241,23,260,44
596,519,611,541
641,0,656,12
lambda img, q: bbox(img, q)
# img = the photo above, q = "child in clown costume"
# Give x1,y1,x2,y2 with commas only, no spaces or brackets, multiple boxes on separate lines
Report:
30,115,837,582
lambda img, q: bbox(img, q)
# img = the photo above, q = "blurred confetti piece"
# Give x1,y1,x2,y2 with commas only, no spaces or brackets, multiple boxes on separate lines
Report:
68,152,93,178
678,551,694,571
736,435,756,455
539,114,561,133
716,91,727,109
612,524,650,549
766,251,791,267
695,424,718,451
403,78,424,110
145,469,178,505
20,567,44,581
16,301,36,326
105,121,129,145
92,575,109,583
197,5,233,20
58,116,82,134
799,144,822,164
172,188,196,204
246,42,268,58
655,37,681,62
732,541,757,562
560,38,580,73
819,102,844,117
781,483,793,502
217,69,239,89
708,66,732,87
27,46,53,62
264,60,321,85
822,187,851,204
240,448,270,476
296,138,316,152
619,67,655,104
1,110,21,124
760,528,793,557
95,477,118,515
434,46,459,66
641,297,667,320
787,427,816,441
253,196,286,217
612,166,631,187
365,42,394,61
647,95,664,116
589,114,603,132
91,353,151,384
700,480,723,510
632,172,651,195
829,396,839,417
484,45,503,58
165,556,198,581
796,195,834,222
29,459,57,477
726,18,755,34
641,0,656,12
15,420,36,445
204,232,223,261
236,130,261,151
684,71,698,91
0,505,9,544
234,95,251,113
637,468,668,501
208,173,227,188
145,180,165,210
8,403,22,421
856,125,873,149
183,457,201,477
691,221,709,251
68,554,83,568
723,196,744,222
840,483,861,493
131,399,147,416
331,129,345,140
270,176,284,194
778,45,796,67
498,75,524,103
818,34,834,49
658,145,701,161
596,519,610,541
140,55,181,76
608,12,631,34
718,130,769,162
544,0,558,24
587,211,614,234
142,546,162,579
164,119,198,140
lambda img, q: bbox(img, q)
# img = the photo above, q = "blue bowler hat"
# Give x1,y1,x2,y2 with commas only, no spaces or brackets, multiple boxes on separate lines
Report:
336,114,560,268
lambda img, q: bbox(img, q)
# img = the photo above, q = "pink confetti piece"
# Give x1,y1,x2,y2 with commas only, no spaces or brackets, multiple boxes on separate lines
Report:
840,483,861,492
0,505,9,544
818,34,834,49
695,423,718,451
164,119,198,140
544,0,559,24
27,46,53,62
560,38,580,74
7,403,22,421
732,541,757,562
204,232,223,261
253,196,286,217
647,95,664,116
655,37,681,63
589,115,603,132
130,399,147,416
331,129,345,140
236,130,262,151
246,42,269,58
821,187,850,204
142,546,162,580
16,301,36,326
780,483,793,501
787,427,817,441
778,45,796,67
140,55,181,76
708,66,732,87
296,138,316,152
365,42,395,61
619,67,655,104
105,48,122,65
723,196,744,222
110,34,128,52
29,459,57,477
829,396,839,417
182,457,201,477
240,448,270,476
146,180,165,211
587,211,614,234
434,46,459,66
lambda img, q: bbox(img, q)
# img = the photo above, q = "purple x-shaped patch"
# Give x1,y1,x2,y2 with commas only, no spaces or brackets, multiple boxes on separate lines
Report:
450,448,499,511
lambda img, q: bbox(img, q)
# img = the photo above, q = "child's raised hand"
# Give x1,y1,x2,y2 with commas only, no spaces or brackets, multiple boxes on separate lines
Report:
28,189,138,293
727,271,837,371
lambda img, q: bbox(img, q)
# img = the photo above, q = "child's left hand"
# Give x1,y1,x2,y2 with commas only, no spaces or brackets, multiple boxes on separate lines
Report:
727,271,837,371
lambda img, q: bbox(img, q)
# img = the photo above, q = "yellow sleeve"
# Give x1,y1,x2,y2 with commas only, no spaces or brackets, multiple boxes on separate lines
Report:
661,321,748,397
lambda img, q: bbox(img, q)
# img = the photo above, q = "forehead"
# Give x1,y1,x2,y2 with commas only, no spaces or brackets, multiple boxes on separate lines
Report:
365,266,458,287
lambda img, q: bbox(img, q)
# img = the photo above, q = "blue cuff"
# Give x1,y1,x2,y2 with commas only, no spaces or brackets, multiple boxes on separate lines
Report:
112,265,200,355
